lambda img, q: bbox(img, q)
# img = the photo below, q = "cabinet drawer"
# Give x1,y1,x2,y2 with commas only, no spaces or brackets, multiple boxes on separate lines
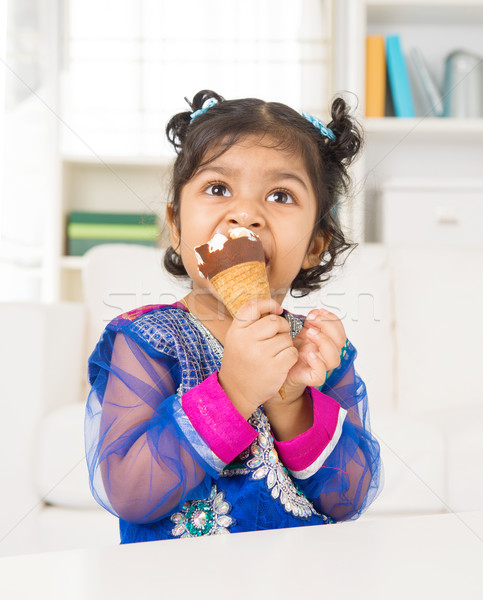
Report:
379,180,483,245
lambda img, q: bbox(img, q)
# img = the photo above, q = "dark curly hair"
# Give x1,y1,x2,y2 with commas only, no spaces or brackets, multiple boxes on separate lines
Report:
164,89,363,297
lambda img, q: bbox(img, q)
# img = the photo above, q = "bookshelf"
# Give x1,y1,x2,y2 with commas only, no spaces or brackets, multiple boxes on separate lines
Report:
57,157,173,301
334,0,483,242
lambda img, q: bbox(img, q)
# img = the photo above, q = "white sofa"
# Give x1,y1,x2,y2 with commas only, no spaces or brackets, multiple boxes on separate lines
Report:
1,242,482,556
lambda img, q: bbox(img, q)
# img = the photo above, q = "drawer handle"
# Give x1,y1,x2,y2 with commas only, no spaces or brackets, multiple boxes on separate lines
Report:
436,207,460,225
437,216,460,225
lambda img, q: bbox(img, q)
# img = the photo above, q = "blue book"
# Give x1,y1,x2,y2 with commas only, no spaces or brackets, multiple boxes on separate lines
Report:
386,35,415,117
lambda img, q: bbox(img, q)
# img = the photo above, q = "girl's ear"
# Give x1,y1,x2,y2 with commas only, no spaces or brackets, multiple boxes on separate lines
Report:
165,204,180,251
302,233,330,269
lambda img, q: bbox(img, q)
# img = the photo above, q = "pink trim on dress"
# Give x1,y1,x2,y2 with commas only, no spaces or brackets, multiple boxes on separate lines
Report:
119,302,187,321
274,387,345,473
181,372,258,465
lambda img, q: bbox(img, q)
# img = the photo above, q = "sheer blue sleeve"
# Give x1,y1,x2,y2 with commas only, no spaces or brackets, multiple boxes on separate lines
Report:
85,328,213,524
293,343,383,521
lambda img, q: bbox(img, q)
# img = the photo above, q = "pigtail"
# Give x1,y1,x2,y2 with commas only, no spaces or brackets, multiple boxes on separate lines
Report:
166,89,225,153
290,97,362,296
165,110,191,153
187,89,225,112
327,97,364,169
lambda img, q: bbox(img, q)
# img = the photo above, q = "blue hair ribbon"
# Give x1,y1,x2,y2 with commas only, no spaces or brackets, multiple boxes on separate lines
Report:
190,97,218,123
302,112,336,142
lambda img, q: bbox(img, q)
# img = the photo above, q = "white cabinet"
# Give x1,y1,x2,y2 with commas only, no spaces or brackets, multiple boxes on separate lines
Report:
333,0,483,243
377,178,483,244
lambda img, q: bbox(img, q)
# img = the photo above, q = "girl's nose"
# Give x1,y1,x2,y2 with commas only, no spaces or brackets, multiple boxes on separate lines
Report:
226,201,265,231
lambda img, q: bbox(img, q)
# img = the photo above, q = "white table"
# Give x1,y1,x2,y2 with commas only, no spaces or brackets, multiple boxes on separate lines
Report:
1,511,482,599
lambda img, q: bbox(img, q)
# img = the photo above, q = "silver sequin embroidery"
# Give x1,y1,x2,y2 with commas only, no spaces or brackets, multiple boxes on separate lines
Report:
170,484,234,537
246,409,319,519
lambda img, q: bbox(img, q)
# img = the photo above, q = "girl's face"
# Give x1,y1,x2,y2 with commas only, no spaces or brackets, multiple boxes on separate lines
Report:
167,135,325,311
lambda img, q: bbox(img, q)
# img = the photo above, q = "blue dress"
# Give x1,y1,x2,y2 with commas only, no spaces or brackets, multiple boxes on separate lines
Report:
85,302,382,543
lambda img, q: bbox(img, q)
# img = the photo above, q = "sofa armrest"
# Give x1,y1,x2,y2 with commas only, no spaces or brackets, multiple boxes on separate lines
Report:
0,301,86,415
0,301,86,556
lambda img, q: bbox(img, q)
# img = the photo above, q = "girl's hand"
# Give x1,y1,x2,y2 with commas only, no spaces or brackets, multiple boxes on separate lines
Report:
218,298,298,418
280,308,347,403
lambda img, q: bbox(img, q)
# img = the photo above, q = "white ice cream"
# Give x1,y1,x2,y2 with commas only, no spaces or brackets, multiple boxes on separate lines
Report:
195,228,260,279
207,233,229,252
228,227,258,241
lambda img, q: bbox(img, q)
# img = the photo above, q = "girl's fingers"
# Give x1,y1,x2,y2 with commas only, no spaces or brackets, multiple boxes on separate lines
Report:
305,320,345,349
288,348,327,389
273,344,299,373
234,297,283,327
235,298,292,341
297,340,319,361
306,350,328,387
306,308,338,324
304,309,346,349
256,315,291,341
267,332,297,358
306,328,341,371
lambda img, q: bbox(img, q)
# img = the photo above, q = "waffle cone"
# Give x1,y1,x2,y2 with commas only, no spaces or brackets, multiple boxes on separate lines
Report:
210,260,286,400
210,260,270,318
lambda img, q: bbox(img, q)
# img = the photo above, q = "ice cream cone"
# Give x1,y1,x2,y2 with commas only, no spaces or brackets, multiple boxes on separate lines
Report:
211,260,286,400
210,260,270,318
195,228,286,400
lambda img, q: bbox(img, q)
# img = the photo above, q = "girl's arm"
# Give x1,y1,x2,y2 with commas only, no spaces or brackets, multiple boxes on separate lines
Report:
273,344,383,521
86,330,256,524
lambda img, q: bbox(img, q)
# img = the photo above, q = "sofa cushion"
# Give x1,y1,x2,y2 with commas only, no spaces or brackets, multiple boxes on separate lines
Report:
35,403,98,509
429,407,483,512
283,243,394,415
83,244,191,359
365,411,446,515
390,244,483,414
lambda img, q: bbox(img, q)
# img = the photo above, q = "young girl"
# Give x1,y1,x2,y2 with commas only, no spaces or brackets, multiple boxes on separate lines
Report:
85,90,382,543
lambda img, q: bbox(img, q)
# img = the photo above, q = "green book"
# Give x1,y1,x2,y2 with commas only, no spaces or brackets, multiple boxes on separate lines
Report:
67,222,159,241
68,211,157,225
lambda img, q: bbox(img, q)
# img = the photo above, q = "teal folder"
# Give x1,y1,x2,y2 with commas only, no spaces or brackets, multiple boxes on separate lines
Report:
386,35,415,118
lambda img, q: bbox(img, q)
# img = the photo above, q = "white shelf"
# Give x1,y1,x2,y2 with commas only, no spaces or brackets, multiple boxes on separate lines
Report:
364,118,483,138
367,0,483,4
60,256,85,270
367,0,483,23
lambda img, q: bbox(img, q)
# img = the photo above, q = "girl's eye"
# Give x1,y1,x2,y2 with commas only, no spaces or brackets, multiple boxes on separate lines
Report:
266,190,295,205
205,183,231,197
